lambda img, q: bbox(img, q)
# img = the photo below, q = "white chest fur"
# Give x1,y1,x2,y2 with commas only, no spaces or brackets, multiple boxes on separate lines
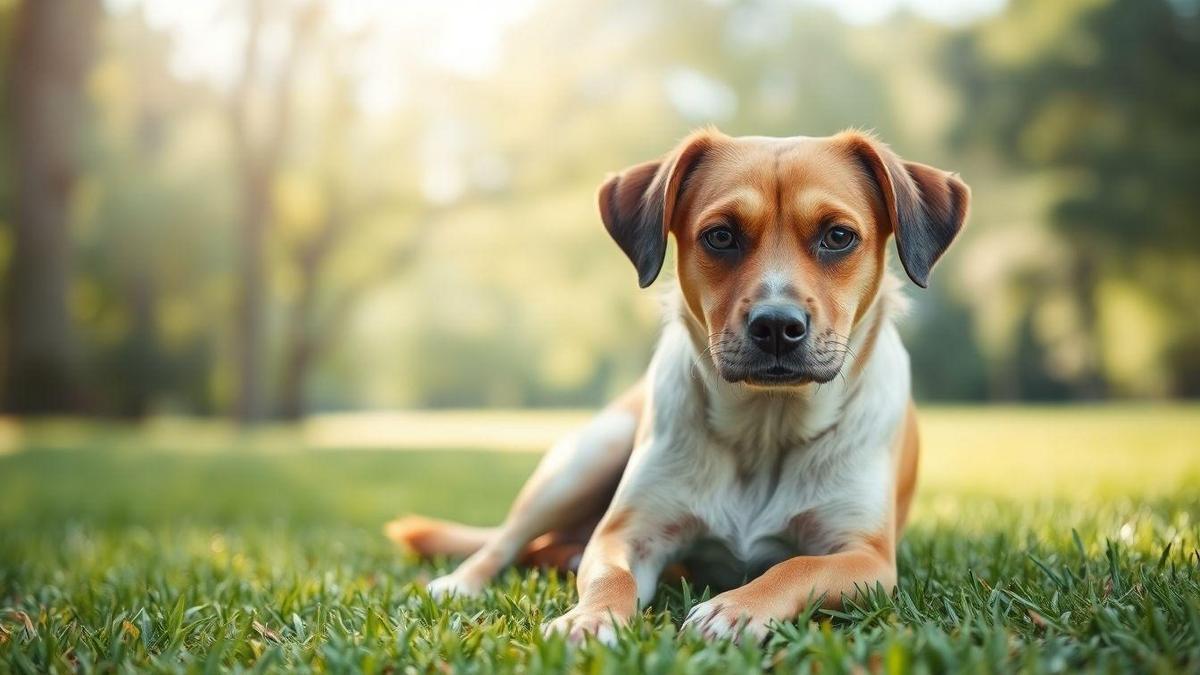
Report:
678,441,894,587
613,290,910,589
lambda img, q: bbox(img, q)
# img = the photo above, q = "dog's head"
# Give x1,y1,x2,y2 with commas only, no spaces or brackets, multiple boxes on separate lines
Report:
599,128,970,387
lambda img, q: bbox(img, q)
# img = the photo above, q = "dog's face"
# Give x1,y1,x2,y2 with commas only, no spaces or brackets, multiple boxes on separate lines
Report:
599,129,969,387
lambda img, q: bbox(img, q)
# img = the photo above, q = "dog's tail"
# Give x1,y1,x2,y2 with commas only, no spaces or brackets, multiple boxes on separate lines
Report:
384,515,496,558
385,516,587,572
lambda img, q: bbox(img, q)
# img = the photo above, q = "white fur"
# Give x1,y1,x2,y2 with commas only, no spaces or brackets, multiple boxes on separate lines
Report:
433,273,914,643
575,277,910,604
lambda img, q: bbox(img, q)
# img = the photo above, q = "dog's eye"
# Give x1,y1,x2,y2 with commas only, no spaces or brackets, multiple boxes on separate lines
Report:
702,227,738,251
820,226,857,252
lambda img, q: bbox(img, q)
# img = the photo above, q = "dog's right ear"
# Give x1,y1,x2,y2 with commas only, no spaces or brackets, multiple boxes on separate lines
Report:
598,131,717,288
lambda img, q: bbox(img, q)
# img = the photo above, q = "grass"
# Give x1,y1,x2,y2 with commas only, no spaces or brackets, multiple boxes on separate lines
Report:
1,405,1199,672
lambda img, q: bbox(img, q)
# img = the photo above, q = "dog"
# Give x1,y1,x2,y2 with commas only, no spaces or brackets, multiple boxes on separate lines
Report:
387,127,969,642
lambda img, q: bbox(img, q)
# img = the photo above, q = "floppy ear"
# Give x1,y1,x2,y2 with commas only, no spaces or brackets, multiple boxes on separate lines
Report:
841,133,971,288
598,131,717,288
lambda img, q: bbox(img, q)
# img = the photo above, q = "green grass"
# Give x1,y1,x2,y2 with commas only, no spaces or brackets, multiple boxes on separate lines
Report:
1,406,1199,672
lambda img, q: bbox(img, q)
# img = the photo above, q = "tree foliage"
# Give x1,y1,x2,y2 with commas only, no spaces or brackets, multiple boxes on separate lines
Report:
1,0,1197,416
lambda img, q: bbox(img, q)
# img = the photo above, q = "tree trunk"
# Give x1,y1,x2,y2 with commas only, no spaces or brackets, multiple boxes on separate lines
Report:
3,0,99,414
229,0,315,425
233,165,271,423
277,328,313,421
1071,249,1107,399
277,244,320,421
121,272,158,418
276,185,345,421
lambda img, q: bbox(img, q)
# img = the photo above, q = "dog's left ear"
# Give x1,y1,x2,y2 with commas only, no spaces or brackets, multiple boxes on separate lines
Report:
840,132,971,288
598,130,718,288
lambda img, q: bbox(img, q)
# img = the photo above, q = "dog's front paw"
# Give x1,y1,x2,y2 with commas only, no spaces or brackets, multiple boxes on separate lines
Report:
542,606,627,644
681,591,780,643
426,572,483,599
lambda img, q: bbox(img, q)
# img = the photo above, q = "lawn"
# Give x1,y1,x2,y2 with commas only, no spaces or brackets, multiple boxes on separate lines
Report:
1,406,1199,672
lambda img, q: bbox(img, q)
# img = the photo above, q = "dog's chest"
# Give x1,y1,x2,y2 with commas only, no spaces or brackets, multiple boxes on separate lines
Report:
674,453,853,589
677,502,841,589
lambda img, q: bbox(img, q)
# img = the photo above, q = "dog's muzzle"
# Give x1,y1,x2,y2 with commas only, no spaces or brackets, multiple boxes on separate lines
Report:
711,302,845,386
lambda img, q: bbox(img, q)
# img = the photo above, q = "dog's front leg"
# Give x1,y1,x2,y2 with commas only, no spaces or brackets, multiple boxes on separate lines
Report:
682,533,895,642
542,508,670,644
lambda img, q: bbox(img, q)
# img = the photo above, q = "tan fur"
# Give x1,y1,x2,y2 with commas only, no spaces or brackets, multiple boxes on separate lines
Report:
894,402,920,534
385,516,495,558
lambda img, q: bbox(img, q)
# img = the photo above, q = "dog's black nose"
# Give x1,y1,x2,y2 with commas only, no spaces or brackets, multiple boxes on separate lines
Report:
748,304,809,355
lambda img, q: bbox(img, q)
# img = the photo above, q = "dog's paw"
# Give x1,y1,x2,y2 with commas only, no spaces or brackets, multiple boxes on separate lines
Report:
681,592,777,643
426,573,483,599
542,606,626,644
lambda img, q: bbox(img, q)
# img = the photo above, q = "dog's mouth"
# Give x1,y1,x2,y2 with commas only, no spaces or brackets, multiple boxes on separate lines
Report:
745,365,811,386
709,337,847,387
715,358,845,387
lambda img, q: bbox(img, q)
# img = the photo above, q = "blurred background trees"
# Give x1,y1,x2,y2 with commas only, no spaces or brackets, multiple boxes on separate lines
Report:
4,0,99,413
0,0,1196,420
949,0,1200,399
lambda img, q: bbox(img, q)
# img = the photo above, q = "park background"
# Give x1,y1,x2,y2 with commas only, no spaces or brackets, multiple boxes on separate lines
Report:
1,0,1199,671
2,0,1199,420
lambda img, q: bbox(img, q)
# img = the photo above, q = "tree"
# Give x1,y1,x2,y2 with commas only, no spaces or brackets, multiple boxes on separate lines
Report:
3,0,100,413
227,0,317,423
948,0,1200,397
80,8,229,417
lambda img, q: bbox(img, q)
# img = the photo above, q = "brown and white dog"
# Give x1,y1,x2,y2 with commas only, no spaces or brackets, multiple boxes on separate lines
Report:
387,128,969,642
